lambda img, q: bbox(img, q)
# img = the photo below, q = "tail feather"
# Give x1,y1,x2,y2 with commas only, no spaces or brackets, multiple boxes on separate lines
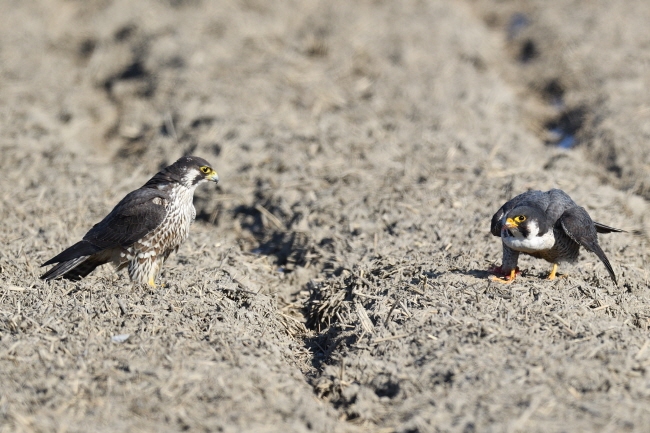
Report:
40,256,91,281
40,253,110,281
41,241,101,267
60,257,108,280
594,222,626,234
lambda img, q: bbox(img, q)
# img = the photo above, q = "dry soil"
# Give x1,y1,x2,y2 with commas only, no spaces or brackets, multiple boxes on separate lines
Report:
1,1,650,432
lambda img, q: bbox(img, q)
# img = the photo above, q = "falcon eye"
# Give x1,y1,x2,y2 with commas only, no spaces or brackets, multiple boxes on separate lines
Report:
200,166,211,174
514,215,527,223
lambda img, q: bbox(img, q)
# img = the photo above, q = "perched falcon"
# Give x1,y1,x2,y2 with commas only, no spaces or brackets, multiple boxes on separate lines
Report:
489,189,624,284
41,156,219,286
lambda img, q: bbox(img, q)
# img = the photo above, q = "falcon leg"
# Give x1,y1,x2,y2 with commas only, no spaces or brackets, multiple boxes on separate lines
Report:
128,257,159,287
146,258,164,288
547,263,558,280
489,244,520,283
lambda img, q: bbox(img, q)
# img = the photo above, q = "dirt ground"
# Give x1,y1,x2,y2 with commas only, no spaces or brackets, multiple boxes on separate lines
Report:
2,1,650,432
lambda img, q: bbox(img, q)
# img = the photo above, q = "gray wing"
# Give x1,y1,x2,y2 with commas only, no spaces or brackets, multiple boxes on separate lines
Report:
545,189,625,234
84,188,169,249
42,188,168,266
559,206,617,284
490,190,545,236
544,189,578,222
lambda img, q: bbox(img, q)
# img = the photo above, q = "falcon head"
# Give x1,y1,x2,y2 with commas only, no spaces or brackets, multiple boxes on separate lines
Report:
500,206,555,251
146,156,219,189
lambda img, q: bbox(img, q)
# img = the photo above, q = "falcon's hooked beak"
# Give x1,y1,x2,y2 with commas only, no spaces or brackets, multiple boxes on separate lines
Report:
208,171,219,183
501,217,519,237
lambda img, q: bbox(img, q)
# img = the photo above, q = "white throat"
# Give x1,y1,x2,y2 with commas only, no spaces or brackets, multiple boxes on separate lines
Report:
501,220,555,253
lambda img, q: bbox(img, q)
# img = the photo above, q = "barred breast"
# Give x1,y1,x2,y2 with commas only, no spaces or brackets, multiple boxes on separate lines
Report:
121,185,197,284
139,185,196,256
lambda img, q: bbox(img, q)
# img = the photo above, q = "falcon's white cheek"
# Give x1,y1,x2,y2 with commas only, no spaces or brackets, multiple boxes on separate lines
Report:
180,170,202,189
503,220,555,252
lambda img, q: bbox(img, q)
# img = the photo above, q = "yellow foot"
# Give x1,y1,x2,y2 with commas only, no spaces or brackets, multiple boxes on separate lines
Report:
547,263,558,280
148,277,157,288
488,266,520,284
490,268,517,284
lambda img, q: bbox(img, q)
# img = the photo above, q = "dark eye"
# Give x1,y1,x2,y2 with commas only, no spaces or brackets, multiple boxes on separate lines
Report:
515,215,526,223
200,166,211,174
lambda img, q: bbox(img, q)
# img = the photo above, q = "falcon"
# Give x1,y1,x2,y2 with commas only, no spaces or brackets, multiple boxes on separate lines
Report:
489,189,624,284
40,156,219,286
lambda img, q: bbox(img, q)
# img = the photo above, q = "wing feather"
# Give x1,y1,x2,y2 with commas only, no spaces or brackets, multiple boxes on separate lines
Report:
41,188,168,271
82,188,169,249
559,206,617,284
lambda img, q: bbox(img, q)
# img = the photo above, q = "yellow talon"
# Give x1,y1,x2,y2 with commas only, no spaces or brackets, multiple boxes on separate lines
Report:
547,263,558,280
490,268,517,284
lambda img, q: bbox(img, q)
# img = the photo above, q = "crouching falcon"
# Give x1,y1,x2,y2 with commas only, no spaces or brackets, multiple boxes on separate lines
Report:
40,156,219,286
489,189,624,284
